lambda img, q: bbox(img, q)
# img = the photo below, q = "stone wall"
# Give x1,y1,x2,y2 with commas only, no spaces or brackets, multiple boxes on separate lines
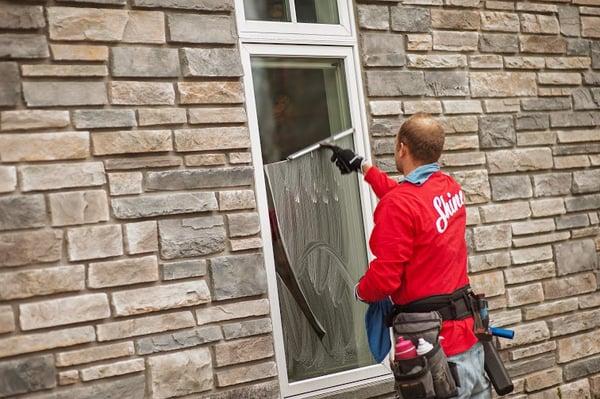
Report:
357,0,600,397
0,0,280,397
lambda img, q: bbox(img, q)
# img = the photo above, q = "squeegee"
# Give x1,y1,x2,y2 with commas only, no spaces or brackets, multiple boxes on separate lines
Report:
286,128,355,161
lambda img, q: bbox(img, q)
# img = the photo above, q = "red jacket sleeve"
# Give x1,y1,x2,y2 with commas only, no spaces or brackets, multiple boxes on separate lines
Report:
364,166,399,199
357,196,414,303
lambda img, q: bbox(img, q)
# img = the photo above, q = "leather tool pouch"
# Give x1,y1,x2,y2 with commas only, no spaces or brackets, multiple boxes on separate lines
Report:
391,312,459,399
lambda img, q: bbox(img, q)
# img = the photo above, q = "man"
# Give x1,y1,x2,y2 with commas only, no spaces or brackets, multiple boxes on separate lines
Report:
327,113,490,399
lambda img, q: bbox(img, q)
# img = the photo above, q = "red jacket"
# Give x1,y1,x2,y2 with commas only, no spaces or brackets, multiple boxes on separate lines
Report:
357,166,478,357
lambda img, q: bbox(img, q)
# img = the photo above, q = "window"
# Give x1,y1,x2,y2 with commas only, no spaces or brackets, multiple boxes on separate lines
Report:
237,2,391,396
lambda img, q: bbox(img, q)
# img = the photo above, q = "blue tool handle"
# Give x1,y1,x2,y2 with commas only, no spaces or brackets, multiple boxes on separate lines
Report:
491,327,514,340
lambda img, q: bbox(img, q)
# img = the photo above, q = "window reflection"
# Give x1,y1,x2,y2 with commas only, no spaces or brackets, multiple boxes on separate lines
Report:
245,0,291,22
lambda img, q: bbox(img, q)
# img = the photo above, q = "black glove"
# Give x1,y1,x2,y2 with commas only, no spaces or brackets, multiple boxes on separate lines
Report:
322,144,363,174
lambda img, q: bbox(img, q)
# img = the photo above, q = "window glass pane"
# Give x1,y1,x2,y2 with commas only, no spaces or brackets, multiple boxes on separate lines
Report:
251,57,351,164
244,0,291,21
253,57,373,382
296,0,340,24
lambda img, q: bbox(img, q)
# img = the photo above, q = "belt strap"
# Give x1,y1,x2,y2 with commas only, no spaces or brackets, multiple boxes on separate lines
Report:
391,285,474,322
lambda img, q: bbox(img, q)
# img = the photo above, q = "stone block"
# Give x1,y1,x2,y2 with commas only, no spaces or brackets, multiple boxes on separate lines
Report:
227,213,260,238
112,280,210,316
159,216,226,259
216,361,277,387
520,35,567,54
37,375,146,399
178,81,244,104
108,172,143,196
554,239,598,276
480,201,531,223
0,62,19,107
524,298,579,321
583,16,600,38
557,329,600,363
0,195,46,231
0,265,84,300
197,299,271,325
564,355,600,381
168,13,235,44
406,34,432,51
504,56,545,69
0,34,48,59
470,72,537,97
88,255,158,288
498,321,549,349
182,47,242,77
424,71,469,96
432,31,478,51
548,308,600,338
211,253,268,301
49,190,109,227
73,109,136,129
366,71,426,96
520,13,559,34
174,127,249,152
511,219,555,235
214,336,274,367
559,6,580,36
468,251,511,273
0,306,15,334
48,7,165,43
404,100,443,115
478,115,515,148
473,224,511,251
530,198,566,217
506,283,544,307
504,262,555,285
58,370,78,385
0,326,95,359
573,170,600,194
222,318,272,340
580,292,600,309
67,224,123,261
361,32,405,67
469,54,503,68
111,81,175,105
512,231,570,248
0,131,88,162
112,192,218,219
481,11,520,32
565,194,600,212
219,190,256,211
484,98,520,113
0,110,69,131
517,131,556,146
188,107,246,124
231,238,263,252
490,175,532,200
357,4,389,30
92,130,172,155
450,170,491,204
391,6,430,32
50,44,108,61
0,230,62,268
431,9,479,29
149,348,212,398
573,87,600,110
23,81,106,107
56,342,134,367
136,326,222,355
516,114,550,131
489,309,521,327
162,260,207,280
21,64,107,77
0,3,45,29
97,312,195,341
479,33,518,53
510,341,556,361
556,214,590,230
369,101,403,116
525,368,562,392
533,173,572,197
124,221,158,255
567,38,590,56
146,167,253,191
112,47,180,77
544,272,596,300
80,359,144,382
19,293,110,331
547,57,591,70
132,0,233,9
0,355,55,397
522,98,571,111
138,108,186,126
469,270,505,297
486,148,553,174
538,72,582,85
185,154,227,166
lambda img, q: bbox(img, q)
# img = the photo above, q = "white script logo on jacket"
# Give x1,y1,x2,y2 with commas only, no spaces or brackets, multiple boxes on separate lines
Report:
433,190,465,234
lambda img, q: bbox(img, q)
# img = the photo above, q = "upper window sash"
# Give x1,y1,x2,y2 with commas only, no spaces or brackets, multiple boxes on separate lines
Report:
234,0,354,41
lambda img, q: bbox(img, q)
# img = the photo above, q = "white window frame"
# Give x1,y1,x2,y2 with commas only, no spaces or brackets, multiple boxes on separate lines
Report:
234,0,355,45
240,42,393,398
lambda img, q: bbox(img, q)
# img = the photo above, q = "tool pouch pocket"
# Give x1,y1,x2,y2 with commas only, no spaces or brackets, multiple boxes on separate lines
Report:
391,312,459,399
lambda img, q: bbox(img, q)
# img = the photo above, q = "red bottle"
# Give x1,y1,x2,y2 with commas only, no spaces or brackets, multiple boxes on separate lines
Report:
395,336,417,360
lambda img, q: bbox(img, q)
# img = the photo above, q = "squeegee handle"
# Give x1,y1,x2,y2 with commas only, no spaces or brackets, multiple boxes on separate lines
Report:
490,327,514,340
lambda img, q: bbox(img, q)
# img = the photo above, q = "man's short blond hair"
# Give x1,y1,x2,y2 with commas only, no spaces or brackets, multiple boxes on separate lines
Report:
396,113,445,164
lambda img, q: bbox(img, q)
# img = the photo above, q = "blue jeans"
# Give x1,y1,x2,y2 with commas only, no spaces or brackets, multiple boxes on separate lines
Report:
447,342,491,399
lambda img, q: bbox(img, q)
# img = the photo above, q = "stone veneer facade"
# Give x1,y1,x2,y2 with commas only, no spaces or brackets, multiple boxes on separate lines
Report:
0,0,599,398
